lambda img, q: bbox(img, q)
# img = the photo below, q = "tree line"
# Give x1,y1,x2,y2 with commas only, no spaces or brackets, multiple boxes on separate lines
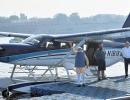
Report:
0,13,126,34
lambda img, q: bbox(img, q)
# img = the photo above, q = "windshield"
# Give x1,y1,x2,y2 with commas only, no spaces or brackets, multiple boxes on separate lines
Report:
23,35,43,45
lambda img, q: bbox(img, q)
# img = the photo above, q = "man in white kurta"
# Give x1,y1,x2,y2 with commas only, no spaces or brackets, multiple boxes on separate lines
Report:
122,41,130,78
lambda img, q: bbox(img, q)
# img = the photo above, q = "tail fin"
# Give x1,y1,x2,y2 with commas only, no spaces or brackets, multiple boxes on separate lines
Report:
122,13,130,28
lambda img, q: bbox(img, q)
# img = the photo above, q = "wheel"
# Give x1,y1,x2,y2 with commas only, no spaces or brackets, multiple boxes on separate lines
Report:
2,89,9,98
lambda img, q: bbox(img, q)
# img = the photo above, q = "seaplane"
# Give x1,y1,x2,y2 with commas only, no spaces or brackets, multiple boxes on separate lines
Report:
0,13,130,98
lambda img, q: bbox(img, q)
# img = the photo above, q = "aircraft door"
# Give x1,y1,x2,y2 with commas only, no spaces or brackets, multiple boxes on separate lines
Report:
86,42,100,65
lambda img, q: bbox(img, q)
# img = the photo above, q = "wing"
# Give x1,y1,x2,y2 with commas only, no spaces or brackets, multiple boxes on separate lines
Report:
0,28,130,43
0,32,32,38
53,27,130,42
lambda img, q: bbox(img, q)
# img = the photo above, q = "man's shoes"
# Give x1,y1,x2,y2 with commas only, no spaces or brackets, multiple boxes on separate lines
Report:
76,84,82,87
102,77,107,80
82,84,85,87
125,75,128,78
98,78,101,81
76,84,85,87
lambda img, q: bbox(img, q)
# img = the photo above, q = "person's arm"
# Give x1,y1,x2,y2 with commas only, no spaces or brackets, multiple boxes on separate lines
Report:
94,50,98,60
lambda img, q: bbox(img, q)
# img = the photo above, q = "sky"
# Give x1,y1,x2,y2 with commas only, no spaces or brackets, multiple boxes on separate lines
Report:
0,0,130,18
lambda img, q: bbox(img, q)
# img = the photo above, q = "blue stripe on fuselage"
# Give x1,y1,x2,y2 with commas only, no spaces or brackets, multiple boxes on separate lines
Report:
0,49,70,62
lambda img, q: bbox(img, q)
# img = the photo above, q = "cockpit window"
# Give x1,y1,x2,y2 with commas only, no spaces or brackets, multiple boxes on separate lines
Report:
23,35,43,45
46,41,72,50
46,42,54,49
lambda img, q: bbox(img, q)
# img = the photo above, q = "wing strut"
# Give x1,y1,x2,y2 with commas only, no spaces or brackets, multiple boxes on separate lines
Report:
40,37,87,80
10,65,17,79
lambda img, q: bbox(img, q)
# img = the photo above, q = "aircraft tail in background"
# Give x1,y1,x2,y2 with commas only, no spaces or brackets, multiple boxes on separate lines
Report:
122,13,130,28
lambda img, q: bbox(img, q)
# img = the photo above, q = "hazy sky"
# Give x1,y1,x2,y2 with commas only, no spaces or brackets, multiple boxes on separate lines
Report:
0,0,130,18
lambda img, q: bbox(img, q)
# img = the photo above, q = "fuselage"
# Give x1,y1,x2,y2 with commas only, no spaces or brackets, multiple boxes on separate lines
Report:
0,35,125,67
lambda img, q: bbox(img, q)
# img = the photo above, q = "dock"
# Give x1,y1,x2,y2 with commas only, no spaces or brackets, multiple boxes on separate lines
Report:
31,75,130,100
30,62,130,100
